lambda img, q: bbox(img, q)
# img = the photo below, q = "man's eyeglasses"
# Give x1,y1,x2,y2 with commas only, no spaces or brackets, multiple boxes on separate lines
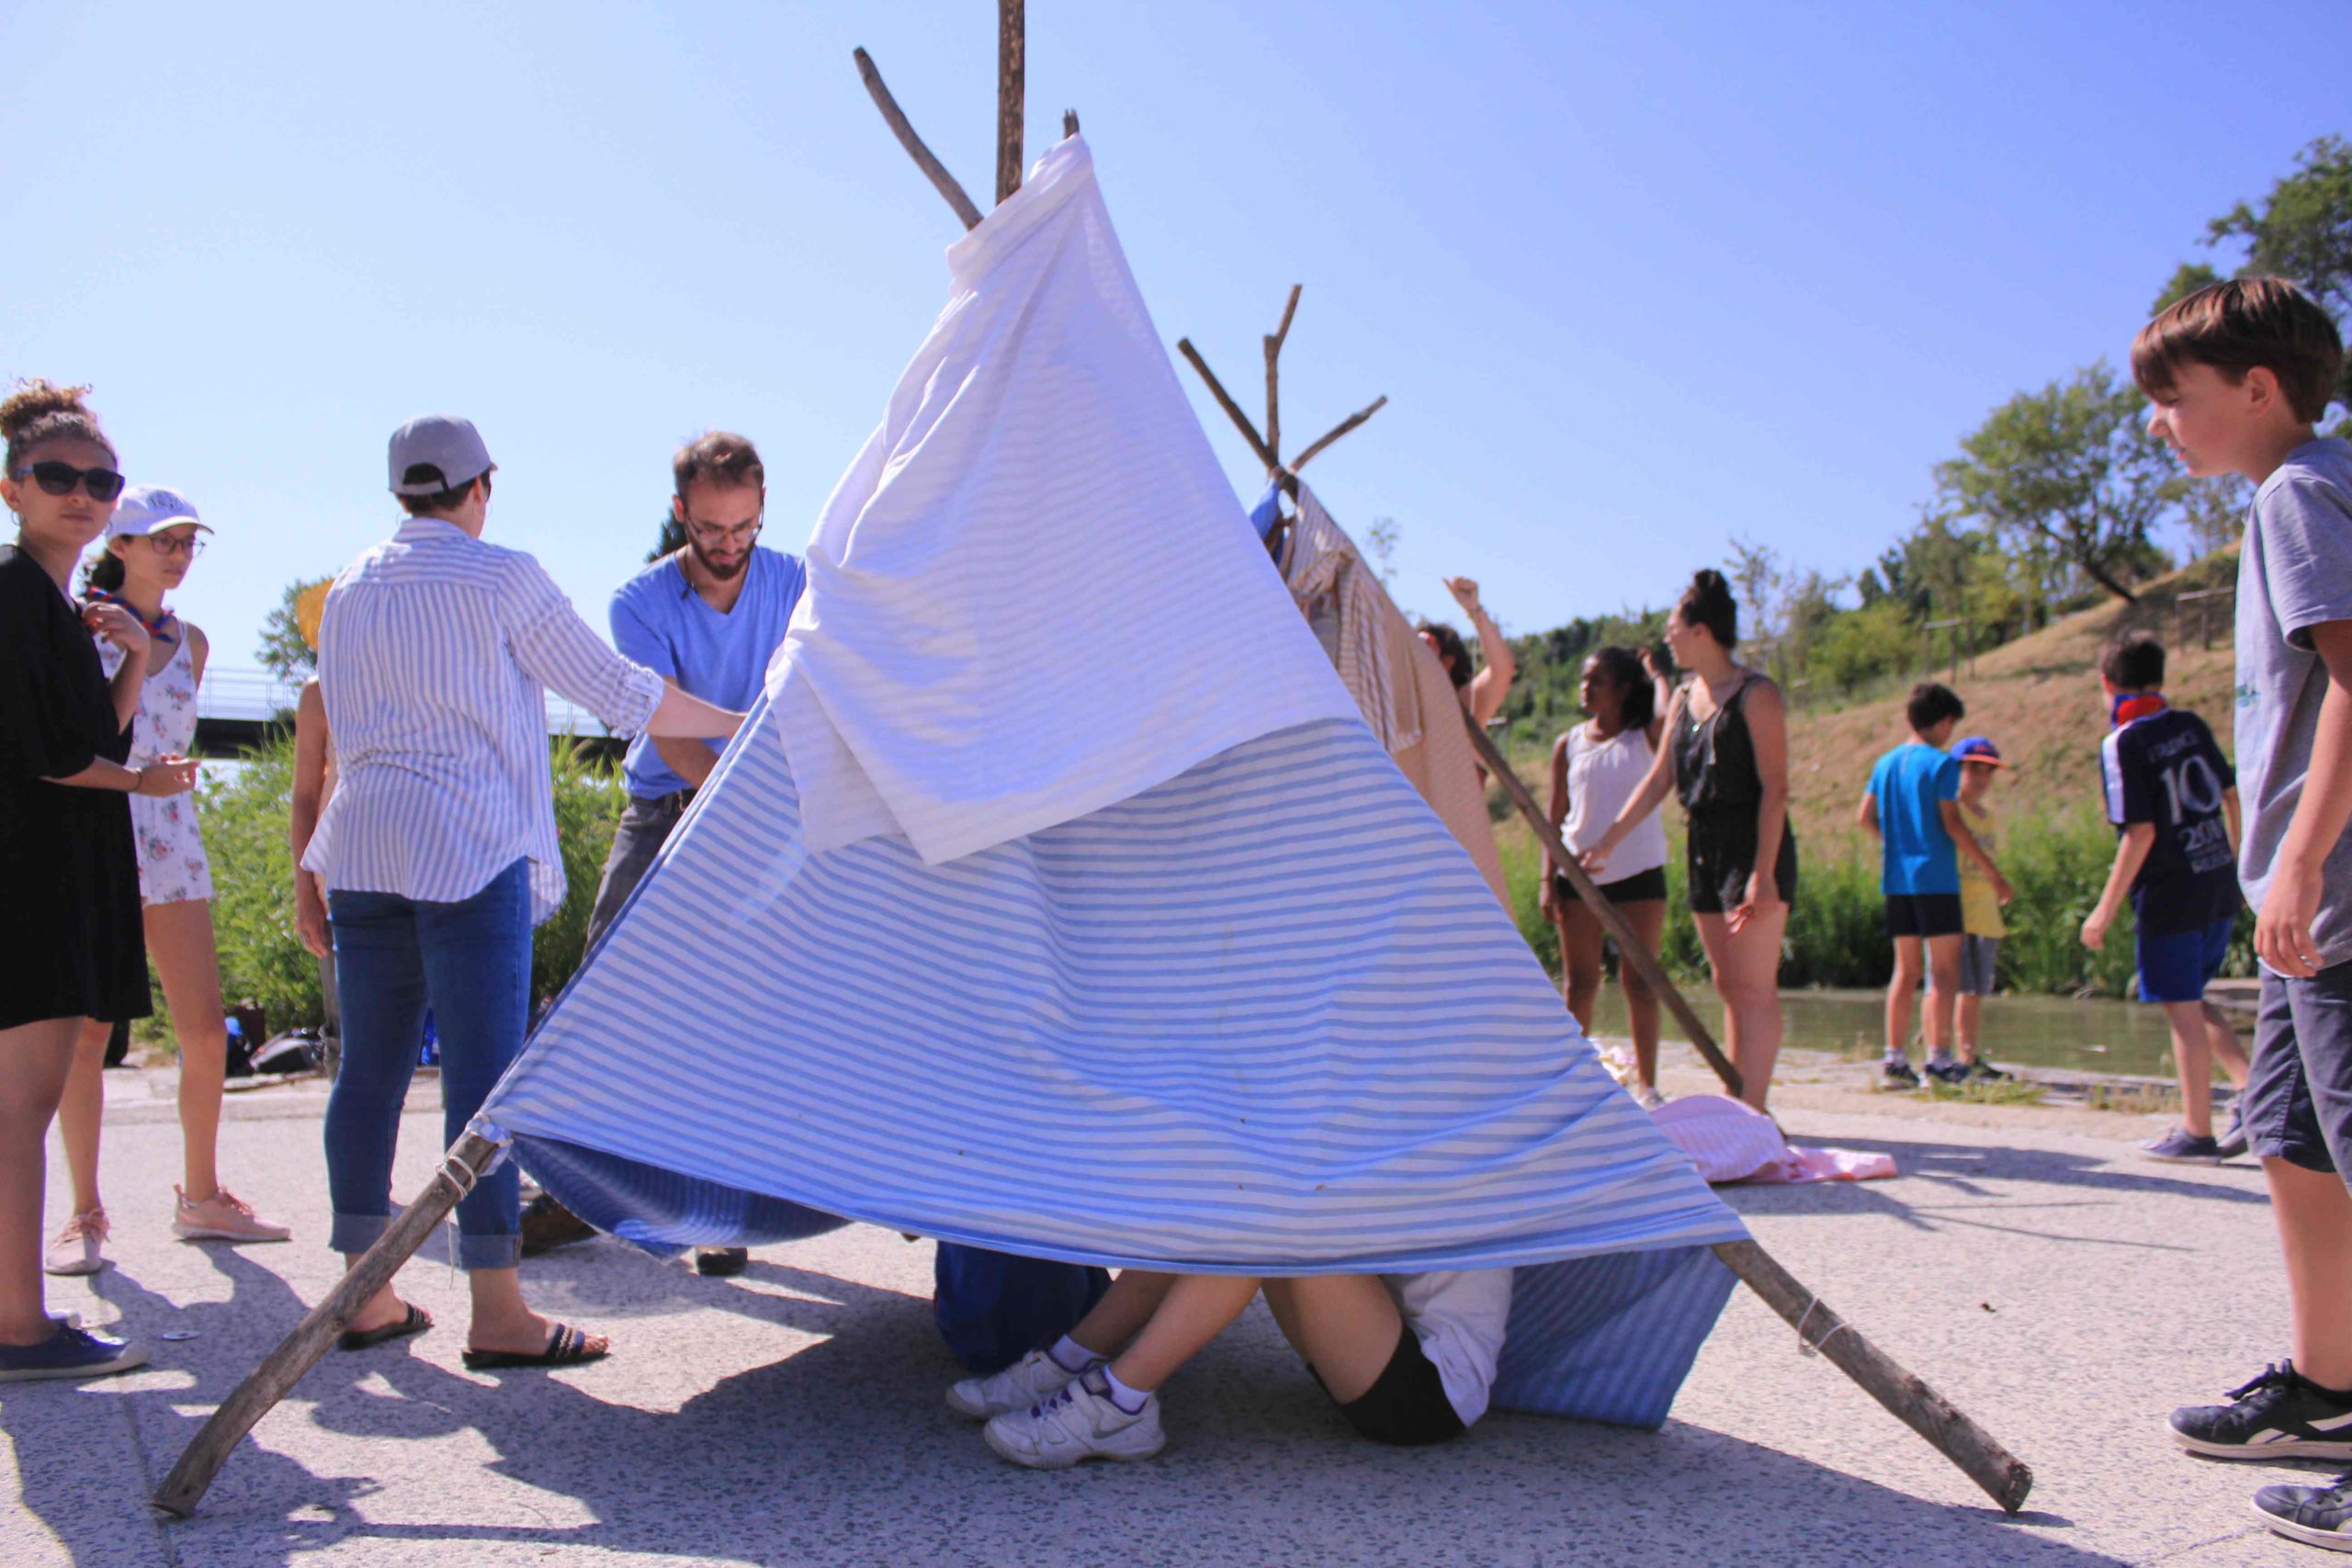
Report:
17,460,127,503
684,516,762,548
145,532,206,559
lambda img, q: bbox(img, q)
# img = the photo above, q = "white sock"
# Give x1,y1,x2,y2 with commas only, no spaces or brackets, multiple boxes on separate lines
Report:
1046,1334,1101,1373
1883,1048,1907,1064
1102,1366,1152,1415
1929,1048,1957,1067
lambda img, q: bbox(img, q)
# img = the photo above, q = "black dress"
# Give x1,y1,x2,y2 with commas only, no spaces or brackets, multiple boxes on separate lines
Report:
0,544,148,1028
1672,671,1799,917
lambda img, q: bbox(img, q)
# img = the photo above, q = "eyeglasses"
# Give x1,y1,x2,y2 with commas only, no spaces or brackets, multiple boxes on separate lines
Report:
17,460,127,503
684,516,762,547
145,532,206,559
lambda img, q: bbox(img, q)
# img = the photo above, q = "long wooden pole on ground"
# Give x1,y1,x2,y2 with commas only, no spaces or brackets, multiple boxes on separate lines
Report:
1459,718,1744,1097
1466,716,2030,1512
152,1131,503,1518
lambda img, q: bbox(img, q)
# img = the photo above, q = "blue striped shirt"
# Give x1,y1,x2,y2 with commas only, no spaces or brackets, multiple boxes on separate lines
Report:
304,517,666,922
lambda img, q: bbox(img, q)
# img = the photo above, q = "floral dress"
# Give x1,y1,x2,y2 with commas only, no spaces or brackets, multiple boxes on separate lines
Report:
96,625,213,906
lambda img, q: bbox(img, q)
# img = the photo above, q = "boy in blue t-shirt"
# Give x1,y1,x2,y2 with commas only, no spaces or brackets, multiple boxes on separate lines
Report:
1859,682,2010,1089
2079,631,2249,1164
2130,279,2352,1551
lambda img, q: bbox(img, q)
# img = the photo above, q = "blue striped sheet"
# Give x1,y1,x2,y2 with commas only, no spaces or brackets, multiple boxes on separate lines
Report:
484,699,1747,1424
306,516,666,922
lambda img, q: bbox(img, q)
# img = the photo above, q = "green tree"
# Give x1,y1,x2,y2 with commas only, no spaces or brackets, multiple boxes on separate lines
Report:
648,513,685,562
254,577,326,680
2190,134,2352,412
1935,362,2184,606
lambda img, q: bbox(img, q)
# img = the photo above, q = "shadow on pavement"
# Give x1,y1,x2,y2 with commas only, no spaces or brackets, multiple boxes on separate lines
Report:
1721,1133,2268,1247
126,1252,2133,1568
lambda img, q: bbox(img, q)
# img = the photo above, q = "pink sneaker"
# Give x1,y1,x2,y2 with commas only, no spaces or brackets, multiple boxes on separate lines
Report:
44,1209,109,1277
172,1187,290,1244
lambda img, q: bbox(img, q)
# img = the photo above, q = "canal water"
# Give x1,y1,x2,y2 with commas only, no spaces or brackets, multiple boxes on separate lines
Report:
1587,986,2213,1080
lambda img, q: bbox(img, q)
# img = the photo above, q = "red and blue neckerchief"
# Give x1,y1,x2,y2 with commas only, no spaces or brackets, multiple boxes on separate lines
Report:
93,591,176,647
2110,691,2166,728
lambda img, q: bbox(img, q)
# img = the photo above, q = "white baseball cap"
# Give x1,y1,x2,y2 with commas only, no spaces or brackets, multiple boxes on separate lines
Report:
107,485,209,538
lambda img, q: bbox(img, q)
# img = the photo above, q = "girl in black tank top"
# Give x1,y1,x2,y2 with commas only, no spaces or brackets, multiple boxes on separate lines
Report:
1581,570,1793,1110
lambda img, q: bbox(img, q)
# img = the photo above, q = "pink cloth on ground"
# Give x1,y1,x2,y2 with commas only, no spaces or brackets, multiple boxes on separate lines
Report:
1647,1095,1897,1185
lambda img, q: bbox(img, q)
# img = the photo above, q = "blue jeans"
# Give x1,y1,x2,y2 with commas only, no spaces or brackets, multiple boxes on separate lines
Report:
325,860,531,1270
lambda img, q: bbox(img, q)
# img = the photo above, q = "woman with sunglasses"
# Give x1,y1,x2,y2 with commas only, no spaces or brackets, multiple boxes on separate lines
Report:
0,380,197,1382
46,488,290,1280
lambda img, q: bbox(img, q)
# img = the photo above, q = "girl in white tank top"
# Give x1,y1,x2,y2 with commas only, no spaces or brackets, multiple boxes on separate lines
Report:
1544,647,1674,1108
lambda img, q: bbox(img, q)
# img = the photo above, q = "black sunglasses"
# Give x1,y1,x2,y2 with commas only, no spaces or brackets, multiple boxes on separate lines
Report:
17,460,127,503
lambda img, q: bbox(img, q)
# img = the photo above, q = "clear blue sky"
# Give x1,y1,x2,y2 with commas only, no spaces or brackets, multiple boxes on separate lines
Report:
4,1,2340,662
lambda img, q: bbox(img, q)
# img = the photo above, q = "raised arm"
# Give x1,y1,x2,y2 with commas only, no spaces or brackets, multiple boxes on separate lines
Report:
1444,578,1515,727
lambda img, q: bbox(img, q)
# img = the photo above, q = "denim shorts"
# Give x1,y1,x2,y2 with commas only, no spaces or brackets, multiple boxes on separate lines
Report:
1958,935,1999,997
2136,916,2234,1005
2242,960,2352,1178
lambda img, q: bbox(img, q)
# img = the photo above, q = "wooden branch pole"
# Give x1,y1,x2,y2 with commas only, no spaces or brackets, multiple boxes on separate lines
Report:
1264,284,1301,469
1461,717,1743,1098
854,48,984,231
1290,394,1390,472
1464,723,2031,1510
152,1130,503,1518
1177,338,1283,479
1712,1239,2034,1514
995,0,1024,204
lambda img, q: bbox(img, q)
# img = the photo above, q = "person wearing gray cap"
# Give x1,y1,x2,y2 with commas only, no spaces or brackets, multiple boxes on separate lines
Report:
302,414,746,1368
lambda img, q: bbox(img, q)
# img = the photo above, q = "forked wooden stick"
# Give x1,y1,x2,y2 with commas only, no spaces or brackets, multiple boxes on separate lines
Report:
854,48,984,231
1265,283,1301,468
152,1131,503,1518
1290,394,1389,472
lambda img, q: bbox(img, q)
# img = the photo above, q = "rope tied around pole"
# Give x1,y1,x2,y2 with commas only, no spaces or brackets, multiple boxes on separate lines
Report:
1792,1294,1849,1359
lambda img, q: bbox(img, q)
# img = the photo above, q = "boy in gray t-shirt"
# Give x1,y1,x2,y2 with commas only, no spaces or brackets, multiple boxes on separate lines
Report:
2131,278,2352,1552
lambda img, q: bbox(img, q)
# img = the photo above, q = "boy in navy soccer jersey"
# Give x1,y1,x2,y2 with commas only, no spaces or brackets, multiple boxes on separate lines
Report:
2080,631,2250,1162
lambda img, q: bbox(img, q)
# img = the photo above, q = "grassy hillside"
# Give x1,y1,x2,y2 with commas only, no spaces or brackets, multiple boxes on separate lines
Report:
1781,550,2241,842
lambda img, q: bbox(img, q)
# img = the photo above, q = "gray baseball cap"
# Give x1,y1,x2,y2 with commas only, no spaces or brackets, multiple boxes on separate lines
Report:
387,414,494,495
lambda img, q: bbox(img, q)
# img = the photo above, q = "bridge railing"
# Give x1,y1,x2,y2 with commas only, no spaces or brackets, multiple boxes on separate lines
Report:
198,666,618,738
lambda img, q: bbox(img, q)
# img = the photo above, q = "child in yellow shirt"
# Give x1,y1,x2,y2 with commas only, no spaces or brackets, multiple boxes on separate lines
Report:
1950,737,2011,1082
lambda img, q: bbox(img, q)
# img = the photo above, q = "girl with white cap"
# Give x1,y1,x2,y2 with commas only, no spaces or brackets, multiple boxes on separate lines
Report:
46,484,290,1279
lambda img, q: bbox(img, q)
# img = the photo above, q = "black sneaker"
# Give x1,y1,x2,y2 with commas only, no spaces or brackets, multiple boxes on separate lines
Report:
1962,1059,2010,1083
2172,1362,2352,1461
695,1247,749,1278
2256,1472,2352,1552
1924,1059,1968,1086
1880,1058,1920,1089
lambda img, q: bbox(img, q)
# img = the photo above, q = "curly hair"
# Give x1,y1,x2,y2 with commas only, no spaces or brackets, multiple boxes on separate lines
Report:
2,378,115,477
1417,620,1472,690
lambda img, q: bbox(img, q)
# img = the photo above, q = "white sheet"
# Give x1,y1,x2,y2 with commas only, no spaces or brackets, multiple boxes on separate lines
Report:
770,135,1359,863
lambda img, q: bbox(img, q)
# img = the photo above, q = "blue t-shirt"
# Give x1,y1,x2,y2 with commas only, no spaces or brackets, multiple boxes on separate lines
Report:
609,546,806,798
1869,740,1961,896
2102,704,2240,935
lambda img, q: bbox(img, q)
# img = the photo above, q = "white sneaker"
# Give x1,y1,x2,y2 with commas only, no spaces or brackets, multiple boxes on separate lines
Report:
947,1347,1092,1419
44,1209,109,1277
983,1369,1165,1469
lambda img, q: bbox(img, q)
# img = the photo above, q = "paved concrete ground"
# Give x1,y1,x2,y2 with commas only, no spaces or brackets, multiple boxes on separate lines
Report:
0,1049,2321,1567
